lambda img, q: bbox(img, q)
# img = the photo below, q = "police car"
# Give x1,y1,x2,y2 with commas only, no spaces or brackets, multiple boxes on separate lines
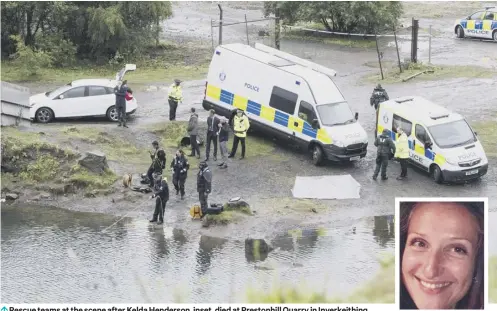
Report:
454,7,497,41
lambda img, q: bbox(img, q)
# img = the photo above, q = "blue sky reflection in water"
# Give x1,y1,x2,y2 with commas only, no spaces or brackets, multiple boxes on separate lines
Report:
1,205,394,303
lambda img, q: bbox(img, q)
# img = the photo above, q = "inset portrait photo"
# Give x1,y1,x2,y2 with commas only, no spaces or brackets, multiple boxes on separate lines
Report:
395,198,488,310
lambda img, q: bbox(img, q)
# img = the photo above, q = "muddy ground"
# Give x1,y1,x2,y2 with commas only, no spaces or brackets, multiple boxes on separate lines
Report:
2,1,497,241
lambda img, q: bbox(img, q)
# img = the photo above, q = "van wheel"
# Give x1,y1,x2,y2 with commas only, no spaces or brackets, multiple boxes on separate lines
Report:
312,145,324,166
35,107,54,123
456,26,464,38
107,106,118,122
493,30,497,42
431,165,443,184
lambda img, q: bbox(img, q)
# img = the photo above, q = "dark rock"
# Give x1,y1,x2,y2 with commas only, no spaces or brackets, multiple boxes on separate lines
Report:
245,238,274,262
225,197,251,212
5,193,19,200
1,164,21,174
78,151,109,174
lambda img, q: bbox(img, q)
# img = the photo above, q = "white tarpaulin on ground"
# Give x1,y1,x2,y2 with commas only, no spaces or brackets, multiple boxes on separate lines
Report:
291,175,361,200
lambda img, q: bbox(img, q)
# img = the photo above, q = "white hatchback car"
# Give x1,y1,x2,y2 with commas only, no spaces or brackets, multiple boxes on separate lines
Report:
29,64,137,123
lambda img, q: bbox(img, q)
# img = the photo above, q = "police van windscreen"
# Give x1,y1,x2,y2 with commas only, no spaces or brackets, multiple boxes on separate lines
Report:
428,119,477,149
316,102,356,126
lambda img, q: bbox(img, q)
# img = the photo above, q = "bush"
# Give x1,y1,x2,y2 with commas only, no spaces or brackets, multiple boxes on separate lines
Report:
8,35,52,77
35,33,77,67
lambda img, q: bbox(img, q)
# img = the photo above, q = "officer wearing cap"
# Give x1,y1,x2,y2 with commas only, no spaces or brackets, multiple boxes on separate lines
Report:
370,83,389,110
149,173,169,225
373,128,396,181
168,79,183,121
196,161,212,215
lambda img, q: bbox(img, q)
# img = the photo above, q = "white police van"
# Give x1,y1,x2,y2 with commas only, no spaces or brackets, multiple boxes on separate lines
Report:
201,43,368,166
377,96,488,183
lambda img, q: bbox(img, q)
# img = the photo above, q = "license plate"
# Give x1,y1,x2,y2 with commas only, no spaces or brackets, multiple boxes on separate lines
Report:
465,169,478,176
350,156,360,161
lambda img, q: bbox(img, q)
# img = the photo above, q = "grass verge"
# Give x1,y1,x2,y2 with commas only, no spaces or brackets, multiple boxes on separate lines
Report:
147,122,288,165
282,26,376,49
245,254,394,303
362,62,497,85
1,62,208,87
1,127,117,194
402,1,483,19
491,256,497,303
1,41,211,86
61,126,147,165
471,119,497,158
259,197,329,214
205,204,253,225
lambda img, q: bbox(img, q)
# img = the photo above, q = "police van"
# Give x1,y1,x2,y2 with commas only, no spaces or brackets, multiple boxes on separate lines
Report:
377,96,488,183
201,43,368,165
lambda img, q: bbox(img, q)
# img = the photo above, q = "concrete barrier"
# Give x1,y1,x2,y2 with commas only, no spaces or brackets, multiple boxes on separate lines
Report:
1,81,32,127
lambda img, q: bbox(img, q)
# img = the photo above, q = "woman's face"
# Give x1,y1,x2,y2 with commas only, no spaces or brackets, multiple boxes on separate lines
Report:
402,203,480,309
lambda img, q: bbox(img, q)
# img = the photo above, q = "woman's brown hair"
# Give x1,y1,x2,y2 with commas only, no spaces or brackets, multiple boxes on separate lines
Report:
399,201,484,309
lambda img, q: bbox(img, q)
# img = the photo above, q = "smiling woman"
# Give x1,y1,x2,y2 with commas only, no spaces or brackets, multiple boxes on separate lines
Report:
399,200,485,310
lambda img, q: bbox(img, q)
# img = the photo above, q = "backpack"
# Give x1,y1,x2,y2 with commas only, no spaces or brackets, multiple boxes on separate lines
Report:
190,205,203,219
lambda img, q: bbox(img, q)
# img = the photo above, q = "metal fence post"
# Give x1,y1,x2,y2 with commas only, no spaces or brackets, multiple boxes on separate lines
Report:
275,8,281,50
375,33,384,80
218,4,223,45
210,19,214,51
393,27,402,73
429,25,432,64
245,14,250,45
411,18,419,63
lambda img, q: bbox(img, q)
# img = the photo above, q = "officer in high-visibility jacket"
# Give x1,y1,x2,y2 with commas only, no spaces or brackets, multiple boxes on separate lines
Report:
167,79,183,121
228,109,250,160
394,126,409,180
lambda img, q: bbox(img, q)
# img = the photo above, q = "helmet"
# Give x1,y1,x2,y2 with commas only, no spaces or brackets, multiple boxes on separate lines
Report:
382,129,389,135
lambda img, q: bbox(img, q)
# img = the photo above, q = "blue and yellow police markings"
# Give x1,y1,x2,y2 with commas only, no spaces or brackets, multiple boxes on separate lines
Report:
377,124,446,166
206,84,332,144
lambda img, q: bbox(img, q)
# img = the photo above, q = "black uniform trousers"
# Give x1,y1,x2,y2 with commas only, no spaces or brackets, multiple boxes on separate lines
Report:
117,103,126,125
147,165,163,186
152,197,167,222
399,158,408,177
373,154,389,179
198,191,209,215
190,135,200,156
205,131,218,159
229,135,246,158
173,173,187,196
168,98,178,121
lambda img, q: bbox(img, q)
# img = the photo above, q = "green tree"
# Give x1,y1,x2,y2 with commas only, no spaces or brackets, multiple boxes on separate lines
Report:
264,1,403,34
1,1,173,62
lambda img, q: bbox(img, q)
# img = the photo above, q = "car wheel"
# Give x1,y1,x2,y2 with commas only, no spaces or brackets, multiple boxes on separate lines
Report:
493,30,497,42
456,26,464,38
312,144,324,166
35,107,54,123
431,164,443,184
107,106,118,122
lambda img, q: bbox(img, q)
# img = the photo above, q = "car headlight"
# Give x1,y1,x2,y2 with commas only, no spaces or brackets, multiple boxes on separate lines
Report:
333,140,345,148
445,157,457,166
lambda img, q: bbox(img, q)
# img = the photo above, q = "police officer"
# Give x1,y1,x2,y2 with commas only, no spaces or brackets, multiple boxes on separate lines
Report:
370,84,389,110
394,127,409,180
114,80,129,127
168,79,183,121
187,108,201,158
228,109,250,160
205,109,220,161
171,149,190,200
196,161,212,215
149,173,170,225
373,129,396,181
147,140,166,187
